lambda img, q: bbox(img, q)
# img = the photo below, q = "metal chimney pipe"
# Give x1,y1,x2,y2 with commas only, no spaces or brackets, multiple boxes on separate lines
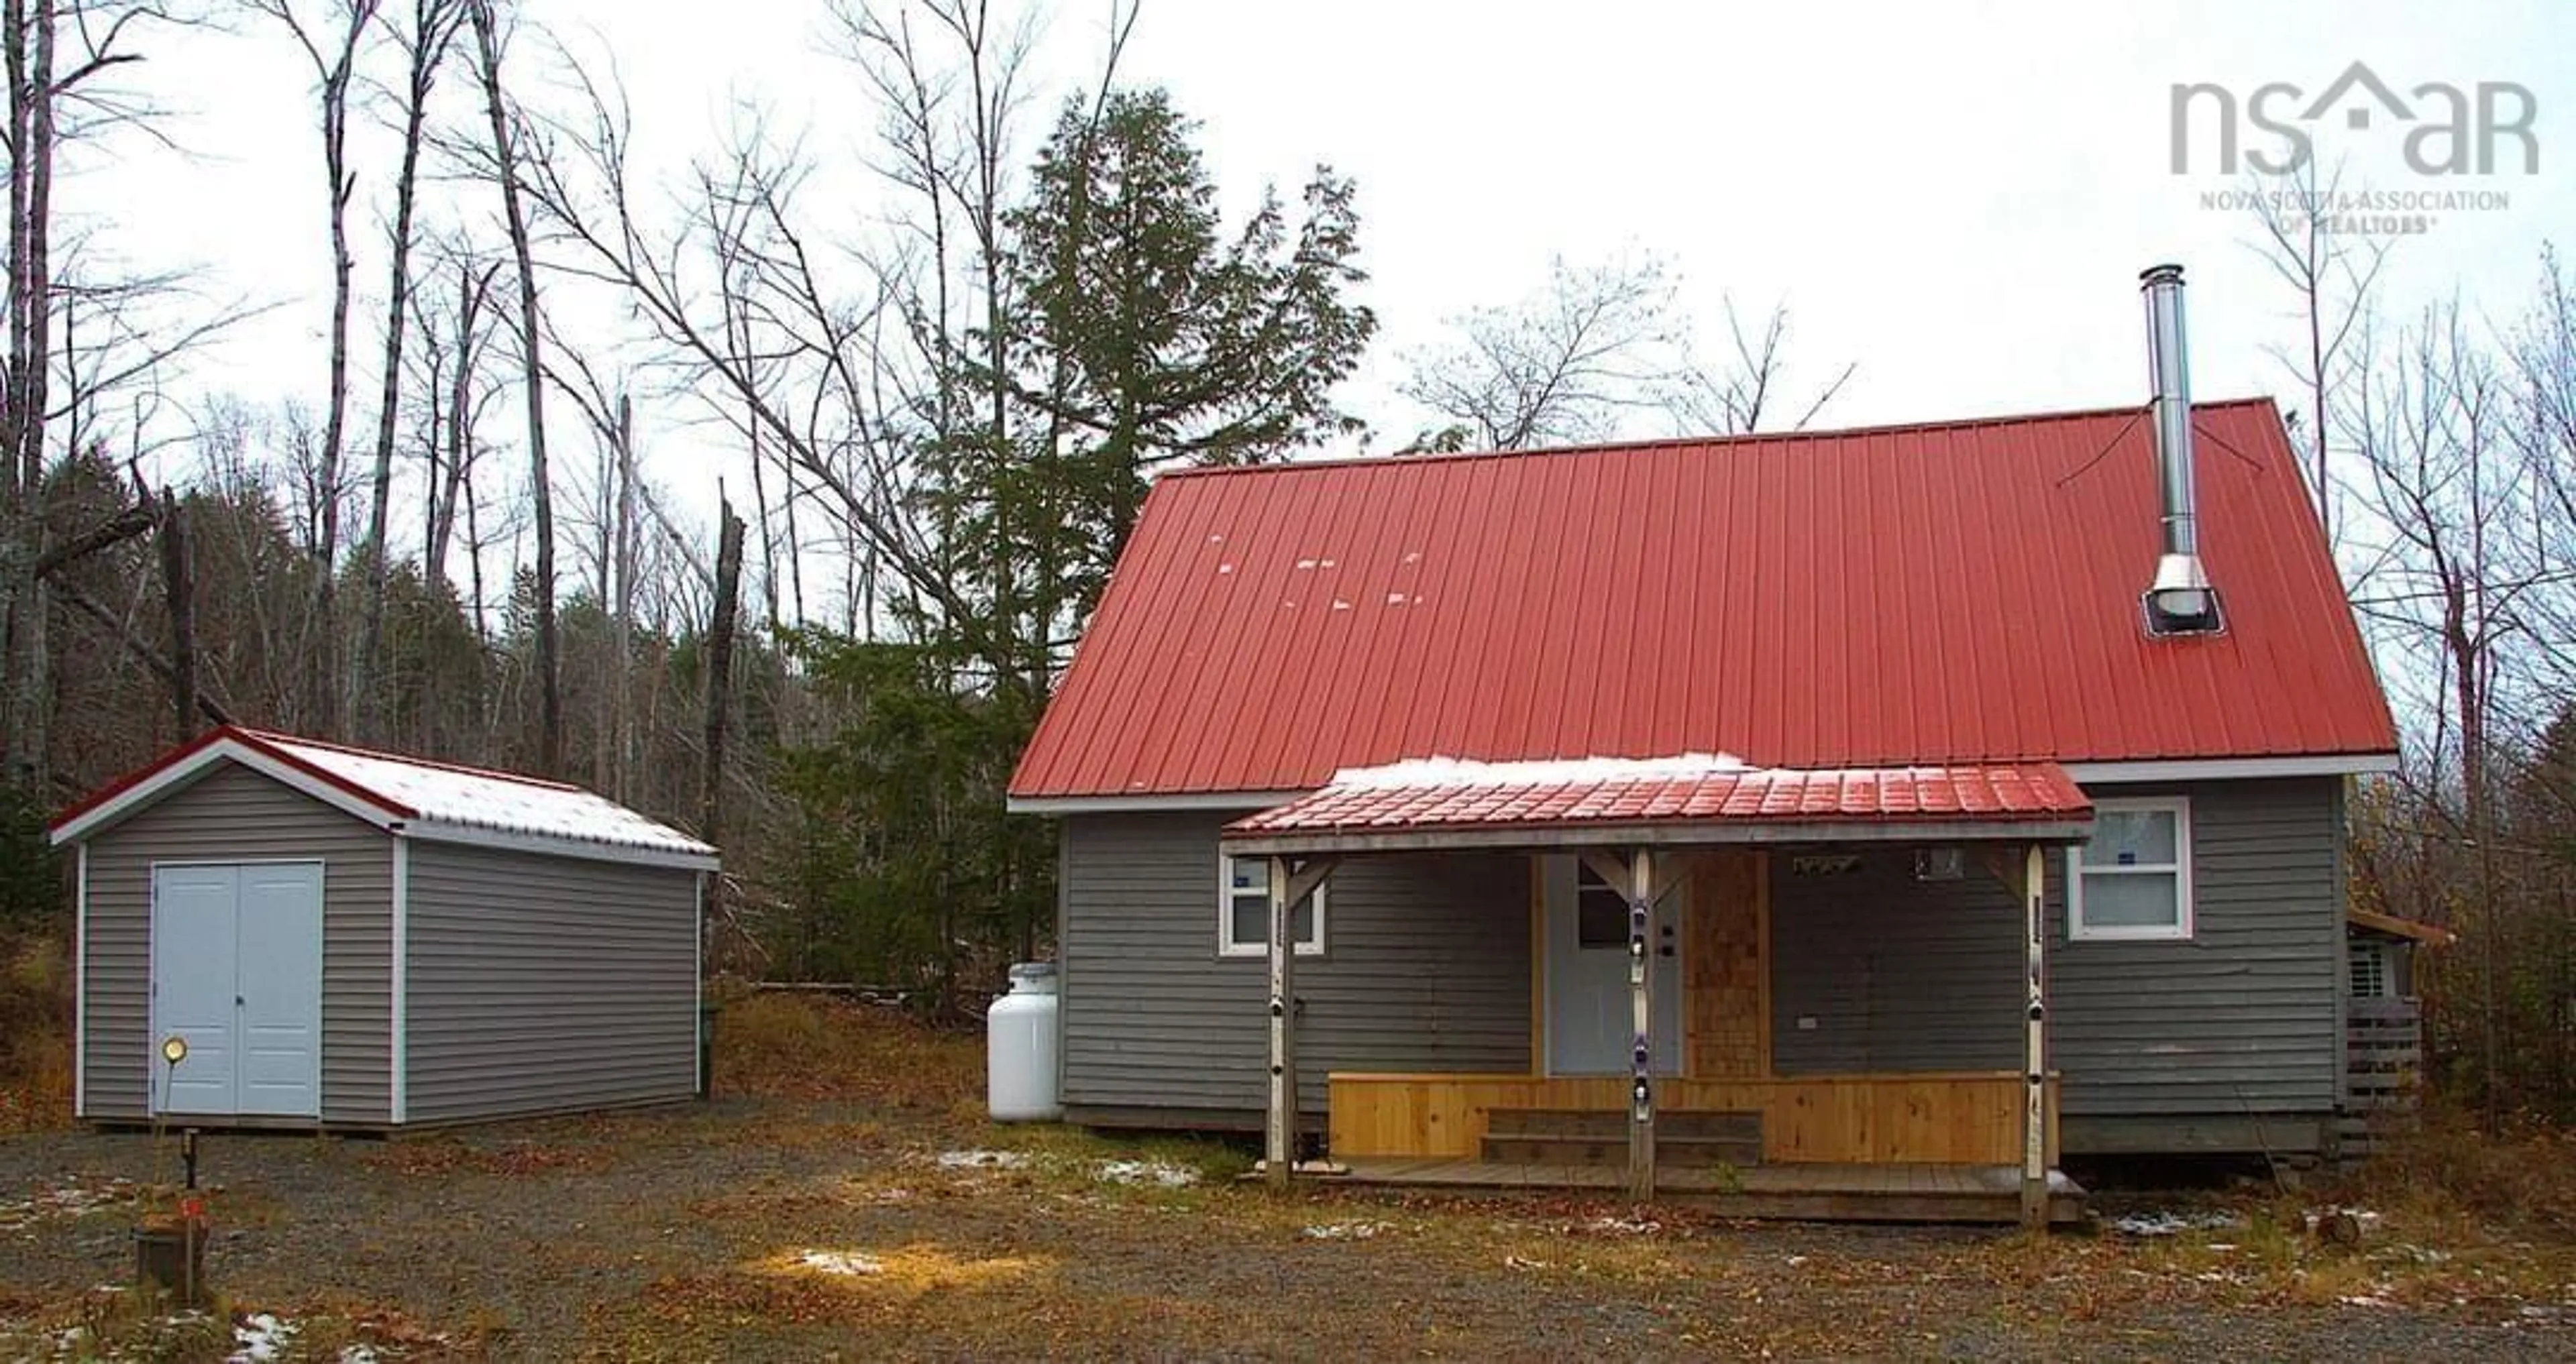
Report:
2139,264,2214,628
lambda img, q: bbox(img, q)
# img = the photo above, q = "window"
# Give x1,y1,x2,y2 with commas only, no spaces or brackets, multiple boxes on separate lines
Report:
1219,855,1324,958
2349,942,2392,999
1574,864,1628,950
2068,797,2193,940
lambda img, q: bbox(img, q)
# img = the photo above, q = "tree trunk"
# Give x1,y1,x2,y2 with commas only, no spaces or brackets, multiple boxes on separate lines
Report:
2,0,58,783
471,0,559,776
361,3,447,742
612,392,636,801
156,490,198,739
427,258,488,593
311,15,361,740
700,499,744,850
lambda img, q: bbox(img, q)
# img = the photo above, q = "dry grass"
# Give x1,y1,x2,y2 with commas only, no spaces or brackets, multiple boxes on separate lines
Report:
0,934,72,1135
9,992,2574,1359
710,984,981,1112
2339,1106,2576,1238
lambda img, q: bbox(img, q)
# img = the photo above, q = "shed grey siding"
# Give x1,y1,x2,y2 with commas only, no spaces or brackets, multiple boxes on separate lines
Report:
2049,778,2345,1119
402,840,698,1124
1060,811,1528,1119
81,762,393,1124
1771,853,2021,1073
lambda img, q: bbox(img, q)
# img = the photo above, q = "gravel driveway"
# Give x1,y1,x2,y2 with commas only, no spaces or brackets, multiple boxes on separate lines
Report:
1,1098,2571,1360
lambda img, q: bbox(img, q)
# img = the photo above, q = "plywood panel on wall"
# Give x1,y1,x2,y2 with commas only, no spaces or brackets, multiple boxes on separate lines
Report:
1686,852,1768,1078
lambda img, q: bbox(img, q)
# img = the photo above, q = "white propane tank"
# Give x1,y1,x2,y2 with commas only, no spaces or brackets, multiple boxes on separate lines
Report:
987,962,1063,1121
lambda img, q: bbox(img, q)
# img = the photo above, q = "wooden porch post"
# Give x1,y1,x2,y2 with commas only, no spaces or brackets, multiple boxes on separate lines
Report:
1263,854,1336,1188
1628,846,1656,1201
2021,842,2049,1229
1266,853,1297,1188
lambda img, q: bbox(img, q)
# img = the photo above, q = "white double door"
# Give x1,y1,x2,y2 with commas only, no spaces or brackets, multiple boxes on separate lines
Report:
150,863,324,1117
1542,854,1684,1076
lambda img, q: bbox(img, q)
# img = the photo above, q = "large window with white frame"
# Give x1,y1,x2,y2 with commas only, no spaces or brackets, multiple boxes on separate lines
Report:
1219,854,1324,958
2068,796,2194,940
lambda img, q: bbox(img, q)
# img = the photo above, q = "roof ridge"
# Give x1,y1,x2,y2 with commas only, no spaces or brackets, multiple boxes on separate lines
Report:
1161,396,2282,479
239,726,590,793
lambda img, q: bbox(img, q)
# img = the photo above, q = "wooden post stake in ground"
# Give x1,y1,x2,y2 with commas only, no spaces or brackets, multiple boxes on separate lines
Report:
2021,842,2049,1229
1629,846,1656,1202
1266,854,1297,1188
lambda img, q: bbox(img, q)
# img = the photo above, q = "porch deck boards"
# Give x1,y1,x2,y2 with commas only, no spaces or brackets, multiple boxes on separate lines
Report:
1332,1158,2088,1226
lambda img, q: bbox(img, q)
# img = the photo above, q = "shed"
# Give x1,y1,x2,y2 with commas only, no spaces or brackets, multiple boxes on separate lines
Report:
50,726,719,1130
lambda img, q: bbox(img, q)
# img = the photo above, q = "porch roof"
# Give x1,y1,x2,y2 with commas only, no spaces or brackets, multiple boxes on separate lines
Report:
1220,758,2095,856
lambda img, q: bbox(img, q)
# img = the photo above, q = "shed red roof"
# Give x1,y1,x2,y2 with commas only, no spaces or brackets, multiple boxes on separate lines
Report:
1224,762,2092,844
1012,399,2398,800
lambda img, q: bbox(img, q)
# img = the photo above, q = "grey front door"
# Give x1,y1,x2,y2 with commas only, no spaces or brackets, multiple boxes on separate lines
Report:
1542,854,1682,1075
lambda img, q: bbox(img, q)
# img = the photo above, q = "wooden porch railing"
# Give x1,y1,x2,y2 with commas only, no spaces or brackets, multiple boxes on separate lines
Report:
2341,997,2424,1159
1328,1071,2059,1166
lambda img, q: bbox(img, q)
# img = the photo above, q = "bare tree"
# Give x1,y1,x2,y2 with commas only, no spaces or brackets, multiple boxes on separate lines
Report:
413,243,500,602
511,50,986,665
465,0,559,774
2242,157,2390,545
1399,252,1851,453
356,0,464,738
256,0,379,736
3,0,209,783
540,332,639,797
2343,301,2545,1130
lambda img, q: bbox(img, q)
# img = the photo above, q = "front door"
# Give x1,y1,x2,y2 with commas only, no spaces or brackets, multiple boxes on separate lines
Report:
150,863,324,1117
1542,854,1682,1074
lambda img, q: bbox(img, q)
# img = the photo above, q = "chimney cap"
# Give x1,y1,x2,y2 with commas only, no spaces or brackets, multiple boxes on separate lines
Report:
2139,262,2186,288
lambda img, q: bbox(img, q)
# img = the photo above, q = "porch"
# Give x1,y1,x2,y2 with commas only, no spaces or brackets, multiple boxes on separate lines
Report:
1224,760,2097,1227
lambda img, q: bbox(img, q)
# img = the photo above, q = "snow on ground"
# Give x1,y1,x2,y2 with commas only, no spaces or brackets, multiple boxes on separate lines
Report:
0,1178,136,1234
934,1150,1030,1171
1095,1159,1199,1188
2107,1210,2245,1237
228,1312,296,1363
1300,1220,1390,1240
1327,753,1748,789
796,1250,884,1276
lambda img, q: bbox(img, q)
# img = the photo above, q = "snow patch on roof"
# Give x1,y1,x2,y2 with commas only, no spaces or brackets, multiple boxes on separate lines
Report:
261,733,715,859
1326,753,1750,789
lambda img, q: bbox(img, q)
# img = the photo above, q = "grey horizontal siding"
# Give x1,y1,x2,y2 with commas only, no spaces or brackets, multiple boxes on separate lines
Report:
80,762,393,1125
1771,852,2021,1074
2049,779,2343,1118
402,840,698,1124
1060,812,1529,1117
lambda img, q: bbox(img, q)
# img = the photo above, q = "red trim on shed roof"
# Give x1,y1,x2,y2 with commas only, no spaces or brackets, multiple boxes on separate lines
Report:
46,725,419,834
1012,399,2399,799
1226,763,2092,839
230,726,586,793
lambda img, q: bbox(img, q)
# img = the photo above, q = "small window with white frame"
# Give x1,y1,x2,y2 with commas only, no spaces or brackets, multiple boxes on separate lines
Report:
1220,854,1324,958
2068,796,2193,941
2349,940,2393,999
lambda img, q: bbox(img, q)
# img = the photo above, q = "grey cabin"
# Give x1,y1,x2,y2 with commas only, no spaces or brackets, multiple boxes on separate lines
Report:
52,726,718,1130
1008,267,2424,1223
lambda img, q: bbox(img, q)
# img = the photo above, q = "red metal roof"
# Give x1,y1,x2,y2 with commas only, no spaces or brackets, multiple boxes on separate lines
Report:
1224,762,2092,840
1012,399,2398,799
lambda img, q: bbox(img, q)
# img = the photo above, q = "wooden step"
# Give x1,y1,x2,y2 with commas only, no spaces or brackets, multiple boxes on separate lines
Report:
1485,1108,1763,1143
1481,1132,1762,1168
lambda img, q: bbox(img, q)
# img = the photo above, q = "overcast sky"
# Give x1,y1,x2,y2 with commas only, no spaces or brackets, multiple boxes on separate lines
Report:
87,0,2576,576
